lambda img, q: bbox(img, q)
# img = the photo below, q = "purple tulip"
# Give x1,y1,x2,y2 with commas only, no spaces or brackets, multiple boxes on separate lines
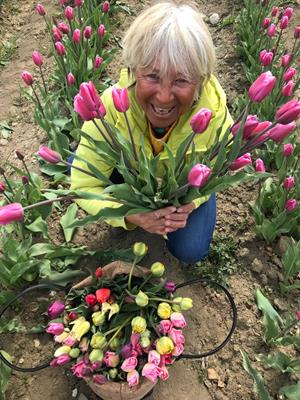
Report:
0,203,24,225
275,100,300,124
190,108,212,133
21,71,33,86
262,18,270,29
111,88,130,113
294,26,300,39
21,176,29,185
46,322,65,335
57,22,69,34
255,159,266,172
283,176,295,190
102,1,110,13
37,146,61,163
32,51,43,67
93,374,107,385
188,164,211,188
248,72,276,102
51,354,71,366
121,344,133,359
269,122,296,143
285,199,297,212
282,143,294,157
47,300,65,319
230,153,252,171
271,7,278,17
164,281,176,293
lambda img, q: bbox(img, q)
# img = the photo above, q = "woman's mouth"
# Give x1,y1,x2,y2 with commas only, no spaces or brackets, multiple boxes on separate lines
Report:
151,104,175,116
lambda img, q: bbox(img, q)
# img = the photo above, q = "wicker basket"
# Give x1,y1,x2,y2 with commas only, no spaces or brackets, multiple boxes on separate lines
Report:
70,261,156,400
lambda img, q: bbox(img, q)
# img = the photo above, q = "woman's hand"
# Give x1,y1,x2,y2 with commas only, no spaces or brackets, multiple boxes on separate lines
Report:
125,203,195,235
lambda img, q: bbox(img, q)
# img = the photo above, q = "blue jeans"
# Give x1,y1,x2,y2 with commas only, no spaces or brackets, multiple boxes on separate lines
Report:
165,194,216,264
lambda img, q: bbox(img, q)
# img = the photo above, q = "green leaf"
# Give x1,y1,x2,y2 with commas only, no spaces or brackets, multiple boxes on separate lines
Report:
39,163,67,176
258,352,297,374
0,319,25,334
60,203,78,242
41,269,86,286
279,381,300,400
0,350,12,397
10,260,41,284
26,216,49,239
241,349,272,400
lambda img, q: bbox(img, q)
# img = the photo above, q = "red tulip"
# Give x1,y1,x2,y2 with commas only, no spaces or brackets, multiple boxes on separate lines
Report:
98,24,105,38
74,81,106,121
279,16,289,30
190,108,212,133
67,72,75,86
102,1,110,13
84,26,92,39
52,26,63,42
188,164,211,188
96,288,111,304
230,153,252,171
85,294,97,306
267,23,276,37
94,55,103,69
283,67,296,82
269,122,296,143
276,100,300,124
112,88,130,113
32,51,43,67
21,71,33,86
259,50,273,67
283,7,293,20
294,26,300,39
283,176,295,190
282,80,294,97
55,42,66,56
262,17,270,29
65,6,74,21
255,159,266,172
73,29,81,44
285,199,297,212
95,267,103,279
0,182,5,192
36,3,46,15
282,143,294,157
58,22,70,34
37,146,62,163
248,72,276,102
281,54,292,67
231,115,259,139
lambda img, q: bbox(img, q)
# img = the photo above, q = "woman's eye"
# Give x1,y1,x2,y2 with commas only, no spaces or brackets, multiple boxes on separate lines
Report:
146,74,159,81
174,78,189,85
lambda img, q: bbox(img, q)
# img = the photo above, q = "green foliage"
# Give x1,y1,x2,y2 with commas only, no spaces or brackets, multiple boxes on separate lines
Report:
0,351,11,400
280,239,300,293
279,382,300,400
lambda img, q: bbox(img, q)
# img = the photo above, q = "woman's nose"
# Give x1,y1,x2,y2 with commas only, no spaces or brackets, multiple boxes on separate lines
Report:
155,83,174,105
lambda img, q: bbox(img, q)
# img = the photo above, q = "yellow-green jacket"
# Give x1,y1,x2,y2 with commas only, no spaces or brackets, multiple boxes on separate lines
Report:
70,69,233,229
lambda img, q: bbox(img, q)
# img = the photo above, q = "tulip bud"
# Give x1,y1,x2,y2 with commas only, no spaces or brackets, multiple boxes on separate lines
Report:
65,6,74,20
283,67,296,82
285,199,297,212
22,176,29,185
279,16,289,30
231,114,259,139
140,336,151,348
92,311,106,326
282,80,294,97
109,368,118,379
102,1,110,13
52,26,62,42
69,348,80,358
283,7,293,20
164,281,176,293
190,108,212,133
54,345,71,358
267,23,276,37
259,50,273,67
96,288,111,304
0,182,5,193
73,29,81,44
95,267,103,278
46,322,65,335
150,262,165,277
262,17,270,29
37,146,61,163
248,71,276,102
180,297,193,311
36,4,46,16
74,81,106,121
109,337,120,351
282,143,294,157
269,122,296,142
104,351,119,368
283,176,295,190
91,333,107,349
98,24,105,38
21,71,33,86
93,374,107,385
48,300,65,319
94,55,103,69
84,26,92,39
112,88,130,113
131,316,147,334
188,164,211,187
57,22,69,34
255,158,266,172
157,302,172,319
271,7,278,17
55,42,66,56
32,51,43,67
281,54,292,67
67,72,75,86
51,354,71,366
276,100,300,124
75,0,83,6
71,317,90,341
294,26,300,39
156,336,175,355
296,311,300,321
171,312,187,328
85,294,97,306
89,349,104,363
135,291,149,307
133,242,148,257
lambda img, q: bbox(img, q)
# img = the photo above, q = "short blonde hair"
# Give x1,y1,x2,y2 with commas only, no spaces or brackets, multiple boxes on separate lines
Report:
122,0,215,81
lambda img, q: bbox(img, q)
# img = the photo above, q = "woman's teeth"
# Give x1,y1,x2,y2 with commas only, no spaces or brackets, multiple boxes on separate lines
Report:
152,105,174,115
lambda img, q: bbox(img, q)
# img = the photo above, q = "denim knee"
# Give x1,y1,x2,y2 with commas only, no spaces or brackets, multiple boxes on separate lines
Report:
165,234,211,264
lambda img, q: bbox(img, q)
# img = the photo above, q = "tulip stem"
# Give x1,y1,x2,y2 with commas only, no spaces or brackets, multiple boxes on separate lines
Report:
128,255,138,291
61,160,103,180
32,86,45,118
2,174,15,195
20,159,36,188
168,183,190,201
175,131,195,176
124,112,138,162
23,195,75,211
105,317,131,349
3,192,13,203
92,120,111,145
99,118,121,152
39,66,48,95
241,121,276,154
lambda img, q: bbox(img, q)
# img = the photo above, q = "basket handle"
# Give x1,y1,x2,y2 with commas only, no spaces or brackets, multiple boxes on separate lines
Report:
174,277,237,360
0,283,65,372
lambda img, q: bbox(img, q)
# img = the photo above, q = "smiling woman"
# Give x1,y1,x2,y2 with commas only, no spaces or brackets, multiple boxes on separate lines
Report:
71,0,233,264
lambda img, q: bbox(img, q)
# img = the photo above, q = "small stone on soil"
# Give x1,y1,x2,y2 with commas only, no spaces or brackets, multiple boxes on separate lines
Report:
209,13,220,25
251,258,264,273
207,367,219,381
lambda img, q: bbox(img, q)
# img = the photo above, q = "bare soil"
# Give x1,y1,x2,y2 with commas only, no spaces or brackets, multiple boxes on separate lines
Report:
0,1,299,400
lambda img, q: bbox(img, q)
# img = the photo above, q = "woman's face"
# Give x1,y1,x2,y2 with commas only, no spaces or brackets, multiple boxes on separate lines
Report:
135,65,199,128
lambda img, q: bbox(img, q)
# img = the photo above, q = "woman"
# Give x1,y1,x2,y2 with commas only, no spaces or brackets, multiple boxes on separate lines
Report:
71,0,233,263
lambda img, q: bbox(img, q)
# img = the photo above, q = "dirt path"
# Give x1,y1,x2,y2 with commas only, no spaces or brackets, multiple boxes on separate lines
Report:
0,1,299,400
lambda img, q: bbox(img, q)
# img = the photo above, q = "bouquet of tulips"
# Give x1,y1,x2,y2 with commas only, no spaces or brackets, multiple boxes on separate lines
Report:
46,243,192,388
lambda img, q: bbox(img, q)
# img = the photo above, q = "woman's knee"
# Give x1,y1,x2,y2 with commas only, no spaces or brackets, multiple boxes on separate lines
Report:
166,237,211,264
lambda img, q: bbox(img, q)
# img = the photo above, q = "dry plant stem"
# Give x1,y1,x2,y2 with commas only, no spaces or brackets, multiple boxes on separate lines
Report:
92,119,111,145
175,131,196,176
23,195,76,210
124,111,138,162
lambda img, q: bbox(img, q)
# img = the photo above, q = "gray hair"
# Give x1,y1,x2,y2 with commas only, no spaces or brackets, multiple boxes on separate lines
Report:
122,0,216,82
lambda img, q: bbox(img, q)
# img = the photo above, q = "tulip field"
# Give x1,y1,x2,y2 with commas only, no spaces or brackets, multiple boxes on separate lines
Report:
0,0,300,399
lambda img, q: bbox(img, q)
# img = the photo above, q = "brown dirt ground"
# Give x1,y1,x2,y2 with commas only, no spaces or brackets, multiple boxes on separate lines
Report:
0,1,299,400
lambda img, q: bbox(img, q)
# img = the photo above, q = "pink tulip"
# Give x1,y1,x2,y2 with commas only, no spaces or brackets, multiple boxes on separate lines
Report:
248,72,276,102
249,121,272,145
148,350,161,366
73,29,81,44
281,54,292,67
98,24,105,38
32,51,43,67
283,7,293,20
283,67,296,82
170,312,187,328
269,122,296,142
172,343,184,357
142,363,160,383
190,108,212,133
188,164,211,188
57,22,69,34
283,176,295,190
104,351,119,368
285,199,297,212
283,143,294,157
267,23,276,37
51,354,71,366
262,17,270,29
52,26,62,42
0,182,5,192
259,50,273,67
121,357,138,372
279,16,289,30
230,153,252,171
74,81,106,121
102,1,110,13
21,176,29,185
164,281,176,293
271,6,278,17
127,370,139,387
55,42,66,56
94,55,103,69
111,88,130,113
46,322,65,335
38,146,61,163
67,72,75,86
294,26,300,39
93,374,107,385
75,0,83,6
65,6,74,20
296,311,300,321
276,100,300,124
157,366,169,381
282,80,294,97
158,320,173,335
48,300,65,319
72,360,92,378
21,71,33,86
36,3,46,15
84,26,92,39
231,114,259,139
168,328,185,345
255,158,266,172
59,0,68,5
0,203,24,225
63,335,77,347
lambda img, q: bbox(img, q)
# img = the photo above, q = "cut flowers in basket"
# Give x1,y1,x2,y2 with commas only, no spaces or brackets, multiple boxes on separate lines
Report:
46,243,193,387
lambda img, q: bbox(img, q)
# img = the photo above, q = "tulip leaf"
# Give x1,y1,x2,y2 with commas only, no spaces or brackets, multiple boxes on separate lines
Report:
0,350,12,397
26,216,49,240
60,203,78,242
42,269,86,286
258,352,299,374
39,163,67,176
279,382,300,400
10,260,41,284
